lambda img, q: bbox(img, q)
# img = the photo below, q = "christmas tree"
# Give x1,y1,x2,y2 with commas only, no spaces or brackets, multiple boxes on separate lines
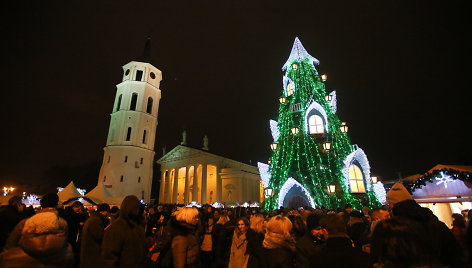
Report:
259,37,383,210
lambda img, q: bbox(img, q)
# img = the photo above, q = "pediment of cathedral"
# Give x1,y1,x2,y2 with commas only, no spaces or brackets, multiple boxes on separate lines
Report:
157,145,210,164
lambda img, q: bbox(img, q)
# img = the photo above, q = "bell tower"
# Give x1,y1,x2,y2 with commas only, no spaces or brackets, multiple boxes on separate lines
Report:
96,38,162,203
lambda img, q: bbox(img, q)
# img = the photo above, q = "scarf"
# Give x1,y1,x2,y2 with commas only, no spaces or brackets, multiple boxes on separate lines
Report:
263,232,295,251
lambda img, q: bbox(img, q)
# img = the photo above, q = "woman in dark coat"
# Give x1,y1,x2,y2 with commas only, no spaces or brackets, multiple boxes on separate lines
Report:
213,214,234,268
249,215,295,268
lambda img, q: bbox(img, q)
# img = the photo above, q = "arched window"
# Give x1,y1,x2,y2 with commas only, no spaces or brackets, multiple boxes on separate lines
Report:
116,95,122,112
309,115,324,134
126,127,132,141
349,165,366,193
130,93,138,111
146,97,153,114
142,130,147,144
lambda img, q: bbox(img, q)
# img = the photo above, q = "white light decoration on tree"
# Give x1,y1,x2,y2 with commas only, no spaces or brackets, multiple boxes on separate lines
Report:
435,172,454,188
342,148,371,191
304,101,329,133
257,162,271,188
373,182,387,204
278,177,316,209
327,91,337,113
270,120,279,142
282,37,320,72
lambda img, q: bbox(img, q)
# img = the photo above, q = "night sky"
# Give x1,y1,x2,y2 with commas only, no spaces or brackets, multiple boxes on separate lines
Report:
2,1,470,193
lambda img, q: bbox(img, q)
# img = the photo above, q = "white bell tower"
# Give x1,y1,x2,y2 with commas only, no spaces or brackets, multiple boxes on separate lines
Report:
96,38,162,203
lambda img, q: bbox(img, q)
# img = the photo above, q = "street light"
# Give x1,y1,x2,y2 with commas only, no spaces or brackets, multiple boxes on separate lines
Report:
371,176,378,184
264,188,273,198
323,141,331,151
279,97,286,104
291,127,299,135
321,74,327,82
270,143,278,150
340,122,348,133
325,94,332,102
328,184,336,193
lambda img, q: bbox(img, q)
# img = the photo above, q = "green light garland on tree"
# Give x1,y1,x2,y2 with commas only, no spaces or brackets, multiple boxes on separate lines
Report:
263,38,381,210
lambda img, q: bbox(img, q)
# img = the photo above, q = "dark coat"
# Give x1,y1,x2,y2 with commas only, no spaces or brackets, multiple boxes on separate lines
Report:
60,206,87,248
295,233,324,268
101,196,147,268
249,246,295,268
309,236,369,268
169,218,199,268
213,222,234,268
392,199,465,268
80,211,109,268
0,208,74,268
0,206,29,251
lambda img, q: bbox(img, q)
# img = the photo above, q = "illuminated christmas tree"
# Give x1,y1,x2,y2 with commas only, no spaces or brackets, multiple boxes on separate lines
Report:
259,38,383,210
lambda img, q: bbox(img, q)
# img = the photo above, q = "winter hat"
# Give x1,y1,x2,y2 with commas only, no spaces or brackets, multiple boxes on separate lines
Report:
386,183,412,205
306,213,322,231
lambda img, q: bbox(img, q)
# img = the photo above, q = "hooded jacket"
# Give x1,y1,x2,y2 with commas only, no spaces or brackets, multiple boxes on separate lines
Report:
0,208,74,268
80,210,109,268
169,217,199,268
101,196,147,268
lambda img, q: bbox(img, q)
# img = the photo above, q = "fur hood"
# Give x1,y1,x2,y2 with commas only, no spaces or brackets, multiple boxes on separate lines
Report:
169,216,197,237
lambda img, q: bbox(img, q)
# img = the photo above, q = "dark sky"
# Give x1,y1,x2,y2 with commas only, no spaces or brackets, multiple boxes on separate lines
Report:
1,1,470,192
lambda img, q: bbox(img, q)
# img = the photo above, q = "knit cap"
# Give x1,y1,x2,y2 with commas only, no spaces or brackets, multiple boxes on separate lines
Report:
386,183,412,205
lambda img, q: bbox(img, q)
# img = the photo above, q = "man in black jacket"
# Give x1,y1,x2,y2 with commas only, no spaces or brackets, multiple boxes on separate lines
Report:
80,203,110,268
296,213,326,268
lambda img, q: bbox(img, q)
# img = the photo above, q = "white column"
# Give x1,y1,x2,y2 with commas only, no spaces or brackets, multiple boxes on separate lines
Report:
165,170,171,203
159,170,166,204
184,166,190,204
192,165,198,202
201,164,207,204
172,168,179,203
216,166,222,202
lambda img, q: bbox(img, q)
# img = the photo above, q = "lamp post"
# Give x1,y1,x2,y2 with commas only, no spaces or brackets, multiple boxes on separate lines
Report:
325,94,332,102
328,184,336,193
323,141,331,151
291,127,299,135
371,176,378,184
270,143,278,151
340,122,348,133
321,74,327,82
279,97,286,104
264,188,273,198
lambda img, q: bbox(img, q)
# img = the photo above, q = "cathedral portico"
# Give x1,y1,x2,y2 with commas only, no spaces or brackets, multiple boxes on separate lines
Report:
157,144,262,204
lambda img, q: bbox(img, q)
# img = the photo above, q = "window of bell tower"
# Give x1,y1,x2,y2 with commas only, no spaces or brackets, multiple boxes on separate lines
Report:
146,97,153,114
126,127,132,141
130,93,138,111
136,70,143,81
116,95,122,111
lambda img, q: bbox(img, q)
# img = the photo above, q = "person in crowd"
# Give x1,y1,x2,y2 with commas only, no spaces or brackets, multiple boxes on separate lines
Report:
169,206,200,268
213,209,221,222
200,216,215,267
0,196,29,251
287,213,306,241
341,204,353,226
347,210,367,248
229,217,250,268
296,213,326,268
371,216,441,267
0,193,74,268
386,182,464,267
214,214,233,268
249,215,296,268
110,206,120,222
145,206,159,238
451,213,467,249
79,203,110,268
309,214,369,268
102,195,148,268
246,214,265,267
60,200,88,265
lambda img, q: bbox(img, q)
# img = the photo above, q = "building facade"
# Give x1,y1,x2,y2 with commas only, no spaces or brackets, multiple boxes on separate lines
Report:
157,145,263,204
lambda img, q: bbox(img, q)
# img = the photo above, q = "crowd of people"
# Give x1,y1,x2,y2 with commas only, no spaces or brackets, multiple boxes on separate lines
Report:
0,182,470,268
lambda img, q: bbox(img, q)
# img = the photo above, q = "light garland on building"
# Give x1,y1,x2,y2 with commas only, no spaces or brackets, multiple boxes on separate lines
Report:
270,120,279,142
327,91,337,113
373,182,387,204
304,100,329,133
342,148,371,191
